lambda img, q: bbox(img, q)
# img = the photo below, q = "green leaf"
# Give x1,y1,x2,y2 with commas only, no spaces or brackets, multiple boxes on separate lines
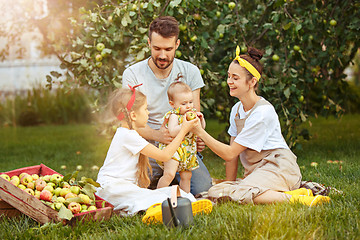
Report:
58,205,74,220
284,88,291,99
283,22,292,30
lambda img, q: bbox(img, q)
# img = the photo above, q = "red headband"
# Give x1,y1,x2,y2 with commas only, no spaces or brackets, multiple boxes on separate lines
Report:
117,83,143,121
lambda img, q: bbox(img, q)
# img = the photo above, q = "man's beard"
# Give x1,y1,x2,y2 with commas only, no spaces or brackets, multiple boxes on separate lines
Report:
151,55,174,70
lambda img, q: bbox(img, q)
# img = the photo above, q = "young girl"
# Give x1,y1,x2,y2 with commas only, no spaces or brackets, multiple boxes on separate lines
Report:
96,85,201,215
192,46,331,206
156,81,206,193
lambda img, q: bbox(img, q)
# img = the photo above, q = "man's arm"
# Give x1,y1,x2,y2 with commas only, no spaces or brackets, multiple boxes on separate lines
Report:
136,124,174,145
192,88,201,111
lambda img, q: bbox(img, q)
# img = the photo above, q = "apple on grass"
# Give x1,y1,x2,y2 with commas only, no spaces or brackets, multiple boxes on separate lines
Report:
68,202,82,214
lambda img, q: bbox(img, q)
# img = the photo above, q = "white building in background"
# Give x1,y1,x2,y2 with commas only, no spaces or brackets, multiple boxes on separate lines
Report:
0,0,61,92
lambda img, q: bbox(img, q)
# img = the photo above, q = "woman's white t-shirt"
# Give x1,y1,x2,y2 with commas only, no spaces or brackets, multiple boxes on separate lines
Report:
97,127,149,186
228,98,289,152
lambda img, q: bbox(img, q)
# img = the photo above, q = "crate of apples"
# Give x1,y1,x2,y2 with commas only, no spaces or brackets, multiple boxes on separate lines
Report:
0,164,113,225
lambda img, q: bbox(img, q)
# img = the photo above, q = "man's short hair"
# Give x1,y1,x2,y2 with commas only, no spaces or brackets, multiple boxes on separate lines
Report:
149,16,179,40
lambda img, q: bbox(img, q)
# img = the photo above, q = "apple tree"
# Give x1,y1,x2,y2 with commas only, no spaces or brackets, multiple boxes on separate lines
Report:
45,0,359,147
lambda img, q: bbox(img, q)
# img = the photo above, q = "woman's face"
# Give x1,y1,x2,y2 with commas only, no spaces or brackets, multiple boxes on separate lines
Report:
227,62,252,99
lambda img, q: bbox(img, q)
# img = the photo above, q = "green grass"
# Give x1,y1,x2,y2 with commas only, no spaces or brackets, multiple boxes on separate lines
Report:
1,115,359,239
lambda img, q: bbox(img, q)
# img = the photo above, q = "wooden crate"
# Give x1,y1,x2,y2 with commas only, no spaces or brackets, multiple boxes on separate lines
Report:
0,164,113,225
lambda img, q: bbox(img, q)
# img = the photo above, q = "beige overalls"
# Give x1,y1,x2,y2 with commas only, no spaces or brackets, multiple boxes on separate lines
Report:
208,99,302,204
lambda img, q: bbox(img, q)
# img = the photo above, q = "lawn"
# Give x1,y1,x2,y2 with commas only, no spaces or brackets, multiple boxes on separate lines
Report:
0,115,359,239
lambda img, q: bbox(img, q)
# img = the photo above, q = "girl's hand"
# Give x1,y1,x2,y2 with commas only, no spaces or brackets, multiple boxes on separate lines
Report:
196,112,204,119
182,114,199,132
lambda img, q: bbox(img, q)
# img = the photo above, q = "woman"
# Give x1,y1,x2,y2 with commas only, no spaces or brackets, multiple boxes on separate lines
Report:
193,46,330,206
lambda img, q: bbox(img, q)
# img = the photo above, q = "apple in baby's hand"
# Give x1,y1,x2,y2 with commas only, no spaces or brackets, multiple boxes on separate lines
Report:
40,190,53,201
68,202,81,214
186,111,197,121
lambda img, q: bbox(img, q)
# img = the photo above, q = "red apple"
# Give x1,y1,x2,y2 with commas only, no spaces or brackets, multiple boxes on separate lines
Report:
36,180,47,191
40,190,53,201
68,202,81,214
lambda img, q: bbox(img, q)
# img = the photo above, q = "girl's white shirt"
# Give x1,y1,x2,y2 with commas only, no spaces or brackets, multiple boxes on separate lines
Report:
228,98,289,152
97,127,149,186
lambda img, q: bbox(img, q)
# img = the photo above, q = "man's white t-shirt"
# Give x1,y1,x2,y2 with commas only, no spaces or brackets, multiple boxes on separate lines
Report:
122,57,205,130
97,127,149,186
228,98,289,152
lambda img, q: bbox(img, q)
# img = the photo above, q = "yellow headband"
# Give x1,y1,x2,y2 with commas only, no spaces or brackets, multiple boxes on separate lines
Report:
234,46,261,81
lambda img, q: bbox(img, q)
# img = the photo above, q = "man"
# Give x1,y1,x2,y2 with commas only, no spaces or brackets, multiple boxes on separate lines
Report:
122,16,212,195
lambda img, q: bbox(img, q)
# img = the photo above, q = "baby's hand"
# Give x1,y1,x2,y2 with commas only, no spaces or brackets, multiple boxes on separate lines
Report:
196,112,204,119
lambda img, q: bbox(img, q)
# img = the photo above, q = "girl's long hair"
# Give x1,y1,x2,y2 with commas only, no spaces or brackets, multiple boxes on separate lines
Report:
106,88,152,188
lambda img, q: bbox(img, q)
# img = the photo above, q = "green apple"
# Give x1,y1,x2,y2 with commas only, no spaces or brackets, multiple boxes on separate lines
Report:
70,185,80,195
219,33,224,39
56,196,66,203
293,45,300,51
54,202,64,211
215,111,222,118
24,188,35,195
18,184,26,190
228,2,236,10
79,194,91,204
240,46,248,53
50,174,62,184
193,13,201,21
54,187,62,196
179,24,187,31
221,81,227,88
200,69,204,75
76,165,83,171
10,176,20,186
96,43,105,51
87,206,97,211
95,62,102,68
81,204,88,211
330,19,337,26
272,54,280,62
60,165,67,170
43,185,54,193
131,4,137,11
175,50,182,58
216,11,221,18
298,95,304,102
60,188,71,197
95,54,103,62
65,192,77,200
19,172,29,180
107,16,113,23
190,35,197,42
20,175,33,186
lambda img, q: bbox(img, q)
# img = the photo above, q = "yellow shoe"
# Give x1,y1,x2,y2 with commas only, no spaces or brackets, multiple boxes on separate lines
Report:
192,199,213,216
142,203,162,224
289,195,330,207
285,188,313,196
142,199,213,224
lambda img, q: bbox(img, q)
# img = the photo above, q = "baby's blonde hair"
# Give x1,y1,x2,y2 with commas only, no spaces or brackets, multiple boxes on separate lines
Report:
107,88,152,188
167,81,192,101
